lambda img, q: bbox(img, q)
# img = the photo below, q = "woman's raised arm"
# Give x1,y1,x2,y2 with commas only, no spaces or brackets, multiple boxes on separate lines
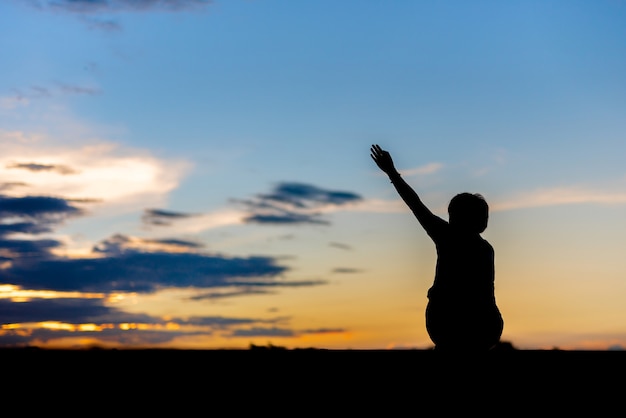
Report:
370,144,446,238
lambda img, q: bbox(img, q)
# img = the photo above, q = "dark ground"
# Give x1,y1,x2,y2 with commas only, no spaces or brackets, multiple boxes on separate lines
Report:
3,344,623,412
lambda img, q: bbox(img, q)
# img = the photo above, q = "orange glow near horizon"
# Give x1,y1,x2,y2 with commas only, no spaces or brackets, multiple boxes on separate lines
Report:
0,284,131,303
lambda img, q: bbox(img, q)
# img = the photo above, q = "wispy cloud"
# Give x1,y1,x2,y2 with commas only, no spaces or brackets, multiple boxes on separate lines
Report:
400,162,444,177
331,267,362,274
29,0,213,13
151,209,246,233
23,0,214,31
0,83,101,109
354,182,626,216
492,185,626,211
188,288,275,301
329,242,352,251
82,17,123,31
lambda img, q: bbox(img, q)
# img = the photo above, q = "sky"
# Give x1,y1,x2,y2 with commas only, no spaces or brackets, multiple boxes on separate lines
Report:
1,0,626,351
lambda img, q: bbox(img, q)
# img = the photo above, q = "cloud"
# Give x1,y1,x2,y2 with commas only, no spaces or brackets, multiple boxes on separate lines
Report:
329,242,352,251
230,326,346,338
0,222,330,348
57,83,101,96
492,185,626,212
0,131,190,213
300,328,346,335
0,237,62,260
331,268,362,274
349,181,626,217
93,233,204,254
0,298,113,324
22,1,214,31
0,194,89,259
235,182,363,226
82,17,123,31
142,208,197,226
187,288,275,301
0,294,344,347
0,182,28,192
0,194,84,220
0,96,29,110
244,212,330,225
7,162,78,175
3,245,290,294
0,84,101,109
141,182,369,234
400,162,444,177
148,209,245,233
230,327,296,338
187,277,328,300
0,295,282,347
29,0,212,13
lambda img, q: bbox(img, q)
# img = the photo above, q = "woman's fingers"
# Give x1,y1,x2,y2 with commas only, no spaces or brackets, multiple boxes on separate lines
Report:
371,144,383,157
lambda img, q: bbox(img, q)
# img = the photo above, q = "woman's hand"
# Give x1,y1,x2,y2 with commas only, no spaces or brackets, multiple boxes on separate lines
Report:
370,144,398,175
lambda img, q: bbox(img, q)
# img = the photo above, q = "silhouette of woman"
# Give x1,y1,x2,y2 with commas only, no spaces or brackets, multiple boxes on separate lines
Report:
370,144,504,351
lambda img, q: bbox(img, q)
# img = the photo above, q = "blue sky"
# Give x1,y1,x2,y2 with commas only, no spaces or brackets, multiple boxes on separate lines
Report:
1,0,626,350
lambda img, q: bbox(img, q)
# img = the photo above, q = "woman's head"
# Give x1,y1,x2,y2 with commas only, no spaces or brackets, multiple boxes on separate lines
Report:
448,192,489,233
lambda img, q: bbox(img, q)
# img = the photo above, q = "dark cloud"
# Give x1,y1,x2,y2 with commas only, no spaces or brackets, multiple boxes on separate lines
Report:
0,298,113,324
245,212,329,225
0,195,84,219
92,233,133,255
0,221,52,236
7,162,78,175
259,182,362,207
142,208,196,226
0,237,61,259
3,248,290,293
30,0,212,13
235,182,363,226
0,194,86,259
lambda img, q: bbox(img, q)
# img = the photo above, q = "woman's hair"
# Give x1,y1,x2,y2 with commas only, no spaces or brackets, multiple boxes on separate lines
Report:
448,192,489,233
